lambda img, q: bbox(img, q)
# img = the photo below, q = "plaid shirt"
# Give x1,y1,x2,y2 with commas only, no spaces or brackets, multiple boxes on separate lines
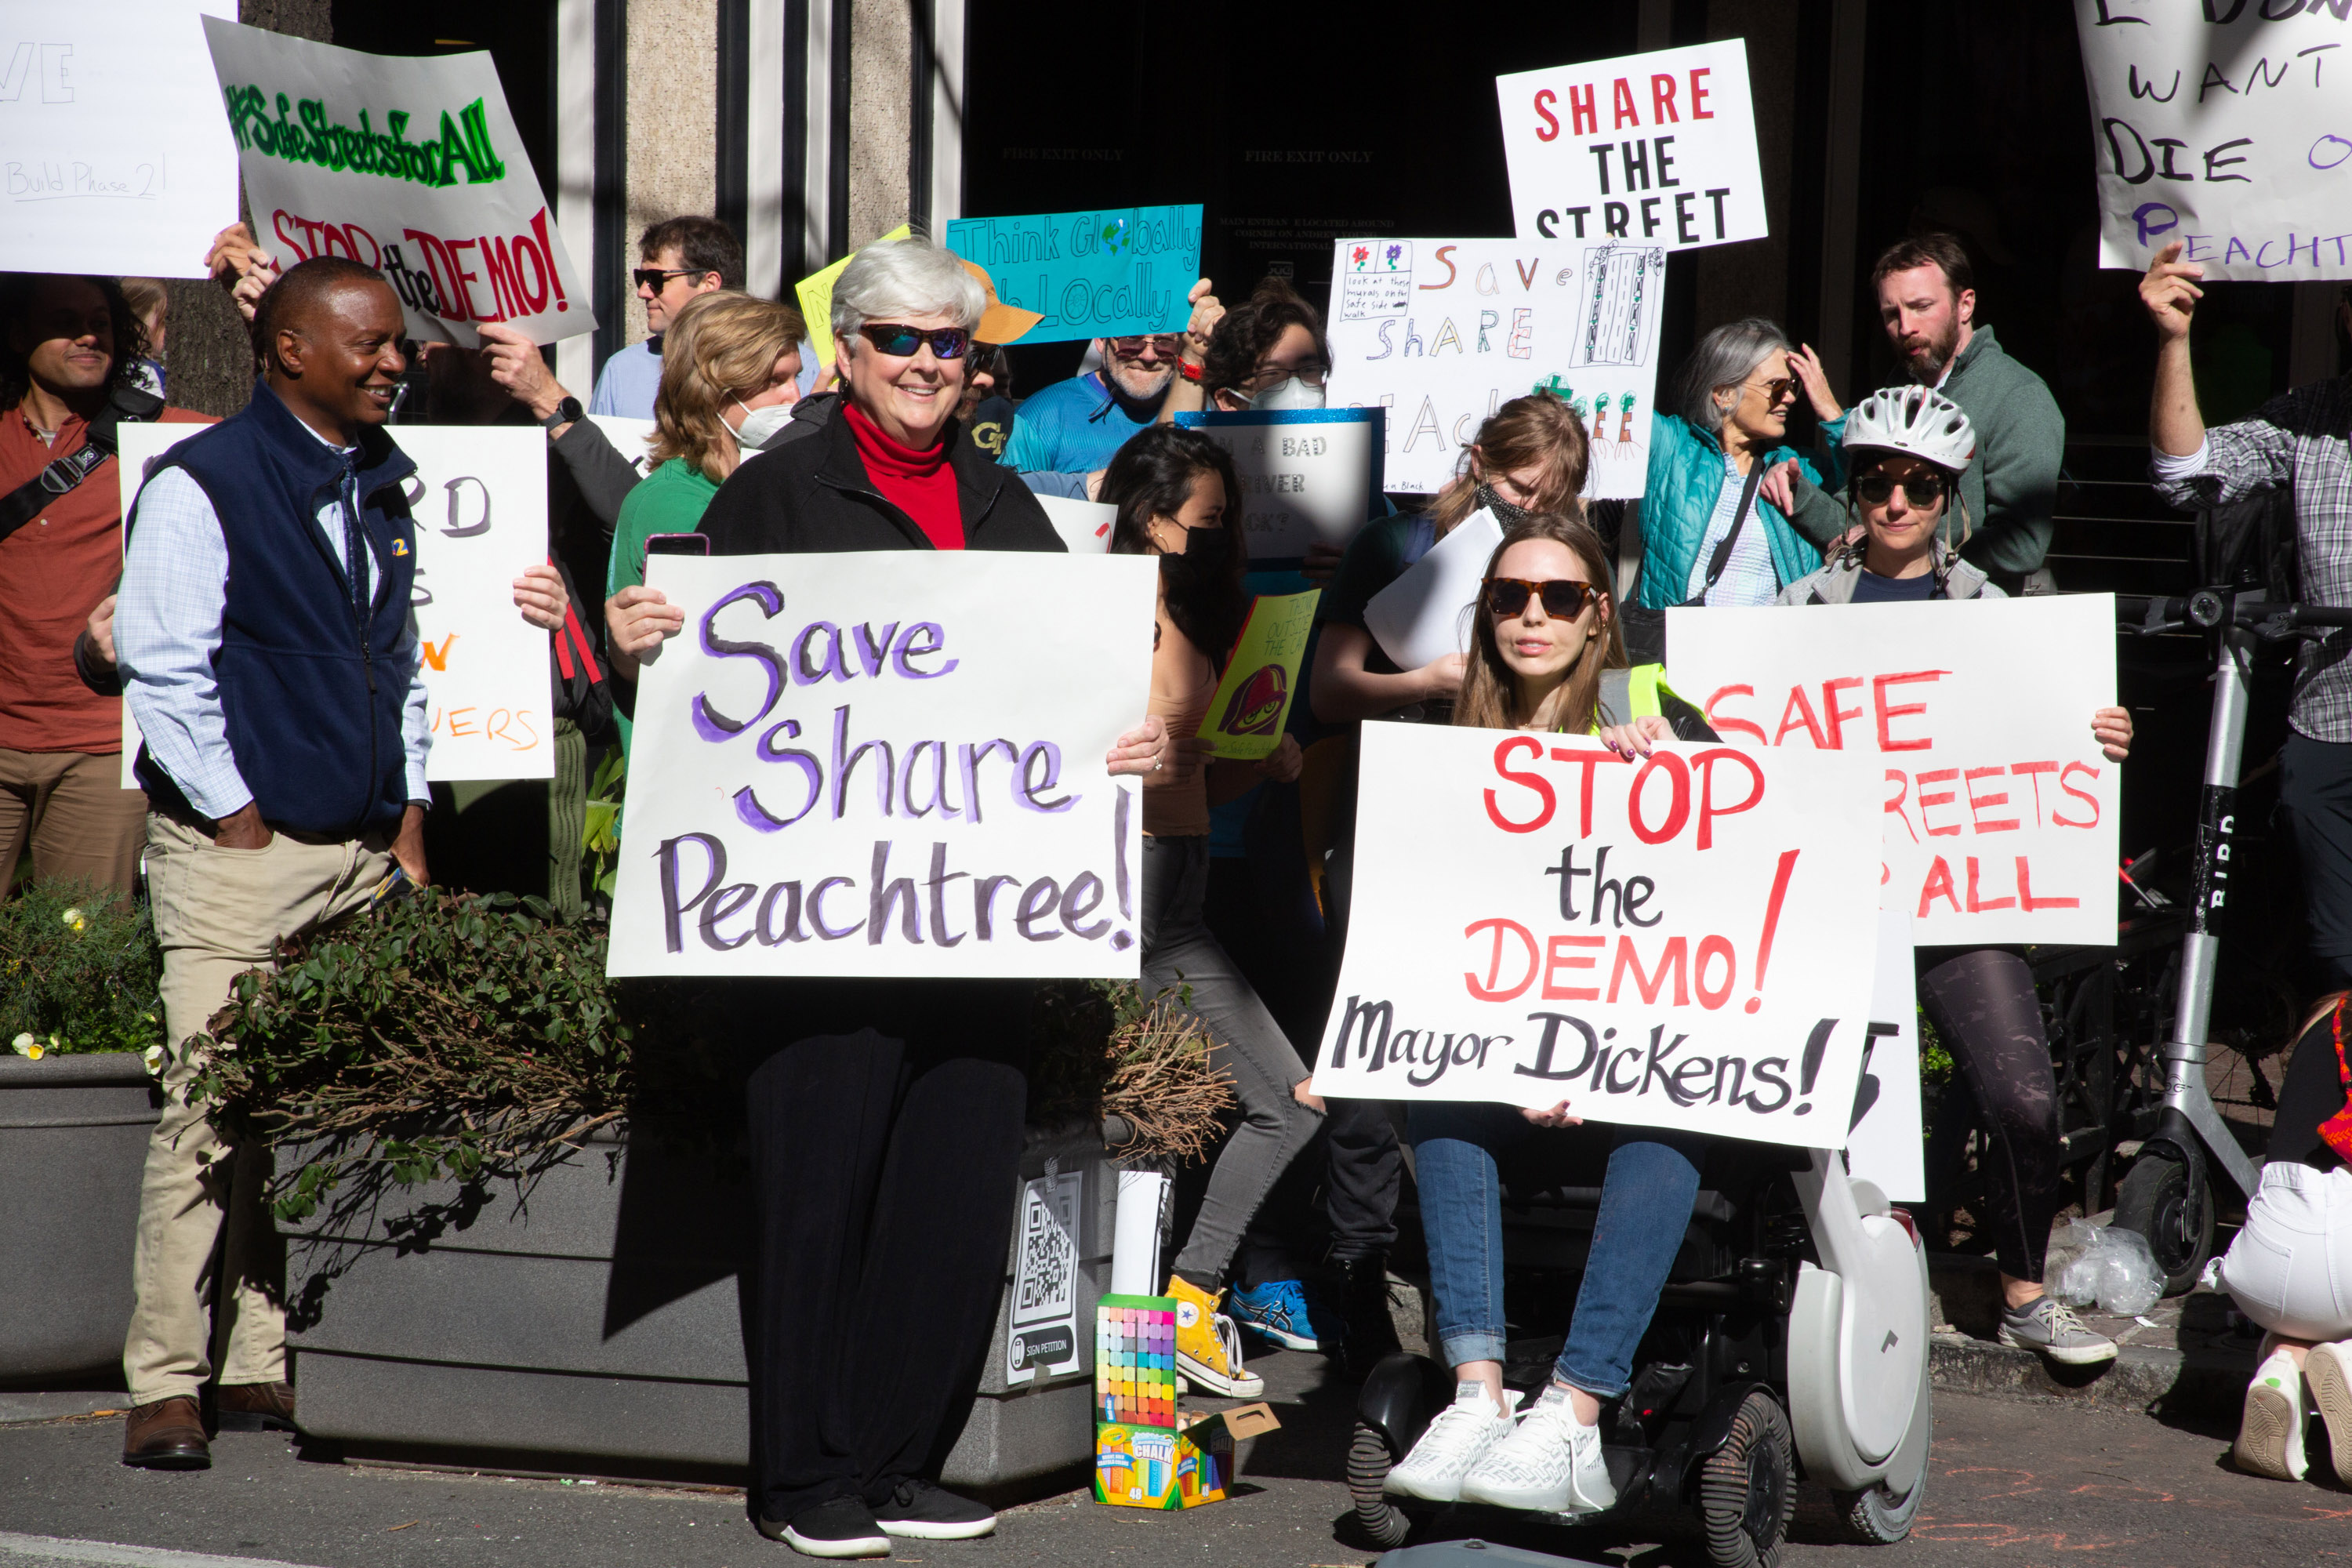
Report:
2154,376,2352,743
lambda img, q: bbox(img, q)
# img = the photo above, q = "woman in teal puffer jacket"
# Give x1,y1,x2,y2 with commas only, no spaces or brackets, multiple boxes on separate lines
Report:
1632,317,1851,608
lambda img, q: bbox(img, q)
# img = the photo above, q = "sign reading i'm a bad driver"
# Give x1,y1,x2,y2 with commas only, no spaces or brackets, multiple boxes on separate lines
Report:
1496,40,1766,252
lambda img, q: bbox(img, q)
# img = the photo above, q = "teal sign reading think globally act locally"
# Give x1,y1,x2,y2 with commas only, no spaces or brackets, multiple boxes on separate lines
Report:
945,205,1201,344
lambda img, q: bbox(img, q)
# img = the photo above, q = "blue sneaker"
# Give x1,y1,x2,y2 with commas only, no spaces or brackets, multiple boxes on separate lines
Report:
1228,1277,1345,1352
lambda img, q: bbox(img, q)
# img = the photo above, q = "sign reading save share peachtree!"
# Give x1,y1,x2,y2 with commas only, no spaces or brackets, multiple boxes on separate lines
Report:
1317,724,1880,1145
1497,41,1766,252
944,206,1200,344
1668,597,2121,948
202,18,590,347
608,553,1158,979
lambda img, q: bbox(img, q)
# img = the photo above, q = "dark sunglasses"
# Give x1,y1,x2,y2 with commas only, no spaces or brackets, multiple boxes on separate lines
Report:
1855,470,1948,506
1753,375,1797,402
857,322,971,360
1106,334,1181,354
633,267,704,291
1483,577,1604,619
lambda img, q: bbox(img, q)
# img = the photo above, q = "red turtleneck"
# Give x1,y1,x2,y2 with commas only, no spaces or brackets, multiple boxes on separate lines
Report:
844,401,964,550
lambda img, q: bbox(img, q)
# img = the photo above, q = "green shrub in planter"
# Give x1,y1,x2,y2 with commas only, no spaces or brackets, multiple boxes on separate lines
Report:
0,880,165,1062
201,888,1232,1222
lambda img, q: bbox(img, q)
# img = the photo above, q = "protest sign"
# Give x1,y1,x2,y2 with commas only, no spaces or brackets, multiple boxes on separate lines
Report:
0,1,239,278
1667,597,2120,948
587,415,656,480
202,18,590,347
2075,2,2352,281
1363,507,1503,673
1315,722,1882,1145
607,551,1157,979
1846,906,1926,1204
116,423,554,784
1327,239,1664,499
794,223,912,371
1497,41,1766,253
1196,591,1318,761
1036,493,1116,555
945,206,1200,344
1172,408,1381,560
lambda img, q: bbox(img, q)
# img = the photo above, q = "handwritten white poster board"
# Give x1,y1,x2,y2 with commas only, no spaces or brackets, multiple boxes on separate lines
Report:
1668,597,2120,948
608,551,1157,979
203,18,591,346
1327,238,1664,499
1847,906,1926,1205
0,0,239,277
1035,493,1116,555
1171,408,1381,559
1362,507,1502,672
1497,40,1766,253
2075,2,2352,281
1316,722,1882,1145
117,422,554,784
587,415,656,479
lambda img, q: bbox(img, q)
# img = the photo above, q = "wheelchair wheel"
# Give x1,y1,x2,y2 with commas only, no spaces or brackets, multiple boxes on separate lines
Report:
1346,1420,1414,1548
1835,1468,1926,1544
1699,1389,1793,1568
2114,1148,2214,1297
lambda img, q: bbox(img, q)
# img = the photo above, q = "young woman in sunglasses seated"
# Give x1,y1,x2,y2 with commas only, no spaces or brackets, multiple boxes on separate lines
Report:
1773,386,2132,1368
1385,512,1720,1516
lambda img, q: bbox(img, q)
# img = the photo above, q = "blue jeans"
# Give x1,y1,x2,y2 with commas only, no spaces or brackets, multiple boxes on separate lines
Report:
1409,1102,1705,1399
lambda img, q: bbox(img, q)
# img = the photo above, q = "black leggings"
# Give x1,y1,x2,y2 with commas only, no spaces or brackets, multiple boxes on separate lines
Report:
1918,947,2062,1283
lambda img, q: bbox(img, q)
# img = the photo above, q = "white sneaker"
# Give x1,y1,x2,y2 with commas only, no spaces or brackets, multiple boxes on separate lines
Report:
2240,1342,2311,1483
1458,1384,1616,1514
1385,1381,1524,1503
2304,1340,2352,1488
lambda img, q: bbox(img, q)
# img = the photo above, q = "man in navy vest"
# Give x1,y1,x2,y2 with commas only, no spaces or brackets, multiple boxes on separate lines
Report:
113,256,430,1470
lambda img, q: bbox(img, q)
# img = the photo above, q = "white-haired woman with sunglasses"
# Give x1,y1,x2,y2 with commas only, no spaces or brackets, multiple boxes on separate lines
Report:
1770,387,2132,1369
603,235,1170,1560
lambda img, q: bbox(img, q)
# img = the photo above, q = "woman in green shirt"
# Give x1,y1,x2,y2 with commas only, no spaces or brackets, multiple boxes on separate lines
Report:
608,289,805,749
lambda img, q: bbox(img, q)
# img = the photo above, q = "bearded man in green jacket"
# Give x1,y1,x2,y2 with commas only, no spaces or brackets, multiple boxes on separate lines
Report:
1866,230,2063,593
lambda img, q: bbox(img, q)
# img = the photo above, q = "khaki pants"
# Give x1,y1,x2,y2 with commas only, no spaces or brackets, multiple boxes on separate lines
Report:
124,813,392,1403
0,746,148,897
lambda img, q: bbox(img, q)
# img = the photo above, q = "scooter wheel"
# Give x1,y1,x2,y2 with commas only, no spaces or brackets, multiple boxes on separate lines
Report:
1346,1421,1413,1548
1835,1469,1926,1544
2114,1149,2214,1297
1699,1389,1793,1568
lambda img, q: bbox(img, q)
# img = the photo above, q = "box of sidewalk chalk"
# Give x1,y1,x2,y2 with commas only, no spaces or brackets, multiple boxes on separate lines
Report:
1091,1294,1283,1508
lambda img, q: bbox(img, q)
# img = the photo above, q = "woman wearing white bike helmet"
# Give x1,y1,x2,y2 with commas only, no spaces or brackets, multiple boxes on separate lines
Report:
1773,386,2134,1365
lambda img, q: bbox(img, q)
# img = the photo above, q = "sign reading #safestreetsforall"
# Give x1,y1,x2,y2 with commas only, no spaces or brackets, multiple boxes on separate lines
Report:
608,552,1158,980
202,17,592,346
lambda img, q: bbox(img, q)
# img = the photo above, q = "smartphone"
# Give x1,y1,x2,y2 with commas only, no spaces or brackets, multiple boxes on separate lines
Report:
646,533,710,557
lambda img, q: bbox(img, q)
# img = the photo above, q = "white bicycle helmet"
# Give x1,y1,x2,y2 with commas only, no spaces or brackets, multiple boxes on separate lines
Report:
1841,385,1976,474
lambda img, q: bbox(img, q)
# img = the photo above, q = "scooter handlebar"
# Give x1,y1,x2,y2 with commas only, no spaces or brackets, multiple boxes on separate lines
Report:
2117,593,2352,633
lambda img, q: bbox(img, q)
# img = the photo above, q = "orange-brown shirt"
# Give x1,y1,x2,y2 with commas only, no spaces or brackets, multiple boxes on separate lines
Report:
1144,595,1215,838
0,401,211,753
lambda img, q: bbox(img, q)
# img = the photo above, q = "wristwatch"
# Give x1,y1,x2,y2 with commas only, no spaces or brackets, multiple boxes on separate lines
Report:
539,394,583,430
1176,358,1203,384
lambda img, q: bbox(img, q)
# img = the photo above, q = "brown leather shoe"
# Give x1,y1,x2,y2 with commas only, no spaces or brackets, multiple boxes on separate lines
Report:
215,1380,299,1433
122,1397,209,1469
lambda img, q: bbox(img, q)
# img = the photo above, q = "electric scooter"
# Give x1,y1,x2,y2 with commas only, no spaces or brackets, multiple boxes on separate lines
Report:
2113,586,2352,1291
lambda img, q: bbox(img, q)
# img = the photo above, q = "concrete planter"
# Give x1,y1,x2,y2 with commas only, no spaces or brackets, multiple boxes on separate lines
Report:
0,1052,159,1381
281,1120,1117,1492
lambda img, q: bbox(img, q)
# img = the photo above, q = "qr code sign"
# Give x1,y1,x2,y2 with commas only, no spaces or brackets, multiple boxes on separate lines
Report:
1012,1173,1081,1324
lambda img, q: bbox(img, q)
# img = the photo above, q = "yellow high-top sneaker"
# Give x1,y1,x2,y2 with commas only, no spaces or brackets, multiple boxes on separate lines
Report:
1167,1275,1265,1398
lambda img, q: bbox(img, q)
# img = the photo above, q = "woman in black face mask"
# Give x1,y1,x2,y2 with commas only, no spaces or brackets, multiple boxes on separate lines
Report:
1099,426,1323,1398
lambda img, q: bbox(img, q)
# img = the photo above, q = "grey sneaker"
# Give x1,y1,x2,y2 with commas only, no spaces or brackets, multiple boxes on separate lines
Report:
1997,1294,2118,1366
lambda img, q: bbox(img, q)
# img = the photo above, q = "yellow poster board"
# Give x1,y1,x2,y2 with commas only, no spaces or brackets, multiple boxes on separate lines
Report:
794,223,913,370
1196,590,1319,760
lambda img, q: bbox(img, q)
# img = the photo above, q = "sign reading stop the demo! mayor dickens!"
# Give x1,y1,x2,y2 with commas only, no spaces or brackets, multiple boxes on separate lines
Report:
1668,596,2121,948
608,553,1158,979
1316,724,1881,1146
945,206,1200,344
203,17,591,346
2076,1,2352,281
1496,41,1766,252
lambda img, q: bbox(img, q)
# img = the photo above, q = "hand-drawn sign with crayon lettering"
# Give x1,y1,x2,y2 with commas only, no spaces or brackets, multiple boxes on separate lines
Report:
608,551,1158,979
1316,721,1881,1146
